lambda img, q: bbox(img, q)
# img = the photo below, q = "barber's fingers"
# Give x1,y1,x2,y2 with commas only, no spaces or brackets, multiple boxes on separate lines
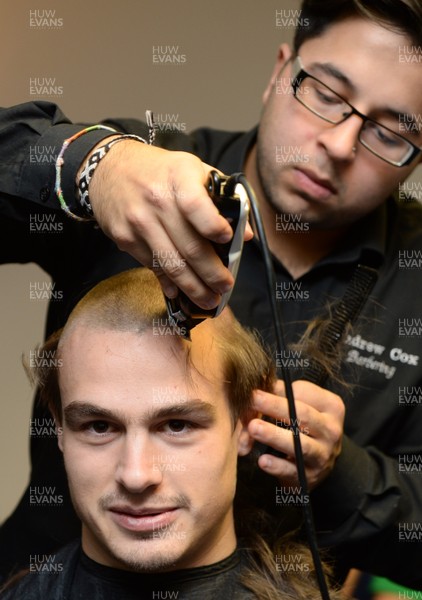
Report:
249,417,313,461
257,453,302,481
170,160,233,242
120,214,234,309
253,382,345,436
159,196,236,296
249,382,344,489
249,418,341,489
288,380,345,416
89,143,244,308
252,391,322,440
148,230,233,308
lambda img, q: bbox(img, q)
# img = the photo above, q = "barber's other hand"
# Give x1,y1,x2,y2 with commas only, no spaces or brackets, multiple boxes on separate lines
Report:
84,140,253,309
249,380,345,490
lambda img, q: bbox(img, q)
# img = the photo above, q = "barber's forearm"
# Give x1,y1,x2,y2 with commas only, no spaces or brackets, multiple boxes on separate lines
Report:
0,101,118,212
310,435,376,531
310,435,421,537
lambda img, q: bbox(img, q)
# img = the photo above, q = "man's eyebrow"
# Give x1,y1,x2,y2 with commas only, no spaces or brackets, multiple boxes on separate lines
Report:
308,61,357,92
145,400,217,422
377,109,422,139
63,399,217,425
64,402,123,425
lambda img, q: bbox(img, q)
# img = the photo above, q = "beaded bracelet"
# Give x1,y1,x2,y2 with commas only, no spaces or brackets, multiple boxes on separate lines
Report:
78,133,148,216
77,111,157,217
77,110,157,218
55,125,118,221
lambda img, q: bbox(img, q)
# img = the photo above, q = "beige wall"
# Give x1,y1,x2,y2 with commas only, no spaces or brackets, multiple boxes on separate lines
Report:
1,0,421,523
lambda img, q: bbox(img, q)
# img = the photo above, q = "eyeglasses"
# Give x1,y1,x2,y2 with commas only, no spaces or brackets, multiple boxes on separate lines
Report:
290,56,422,167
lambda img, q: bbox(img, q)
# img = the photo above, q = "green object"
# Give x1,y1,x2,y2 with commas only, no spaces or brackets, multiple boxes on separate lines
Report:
369,575,420,594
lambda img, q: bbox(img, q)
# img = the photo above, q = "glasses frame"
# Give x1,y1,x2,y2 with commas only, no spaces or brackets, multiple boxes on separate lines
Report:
290,56,422,167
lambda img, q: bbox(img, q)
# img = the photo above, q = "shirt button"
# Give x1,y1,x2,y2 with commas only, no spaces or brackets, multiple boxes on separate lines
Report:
39,186,50,202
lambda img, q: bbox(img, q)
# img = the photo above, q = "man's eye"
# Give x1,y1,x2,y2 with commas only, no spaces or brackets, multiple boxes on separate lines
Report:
160,420,195,435
86,421,112,435
365,121,401,147
375,127,400,146
315,88,341,105
168,420,189,433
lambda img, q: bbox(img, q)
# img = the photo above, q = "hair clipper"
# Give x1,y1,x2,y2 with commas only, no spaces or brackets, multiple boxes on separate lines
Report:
165,170,250,339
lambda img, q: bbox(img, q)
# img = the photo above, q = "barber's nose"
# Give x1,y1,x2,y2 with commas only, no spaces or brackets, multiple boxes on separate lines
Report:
115,435,163,494
317,114,362,161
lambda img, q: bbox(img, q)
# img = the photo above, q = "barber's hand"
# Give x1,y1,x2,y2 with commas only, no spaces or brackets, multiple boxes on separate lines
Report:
249,380,345,490
83,139,253,309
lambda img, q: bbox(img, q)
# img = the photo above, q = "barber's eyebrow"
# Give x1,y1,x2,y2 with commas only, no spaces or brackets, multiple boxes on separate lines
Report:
63,399,217,427
309,61,357,92
378,110,422,139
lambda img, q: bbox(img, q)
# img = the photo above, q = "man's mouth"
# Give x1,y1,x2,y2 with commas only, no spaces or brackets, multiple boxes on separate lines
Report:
292,167,337,200
108,505,180,532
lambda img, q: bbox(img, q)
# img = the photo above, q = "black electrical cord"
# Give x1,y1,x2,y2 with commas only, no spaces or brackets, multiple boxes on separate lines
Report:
226,173,332,600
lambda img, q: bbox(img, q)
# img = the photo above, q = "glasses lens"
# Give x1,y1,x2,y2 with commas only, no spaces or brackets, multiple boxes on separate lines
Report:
360,120,413,165
296,77,352,124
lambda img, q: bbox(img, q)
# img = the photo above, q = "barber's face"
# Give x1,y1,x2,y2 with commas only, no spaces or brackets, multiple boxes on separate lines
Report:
256,16,422,229
57,324,250,572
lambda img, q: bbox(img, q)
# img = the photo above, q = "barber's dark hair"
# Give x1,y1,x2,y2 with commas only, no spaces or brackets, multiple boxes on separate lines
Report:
294,0,422,52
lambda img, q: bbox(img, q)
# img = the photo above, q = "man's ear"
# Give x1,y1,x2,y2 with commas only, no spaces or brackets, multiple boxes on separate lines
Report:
237,410,258,457
262,43,293,104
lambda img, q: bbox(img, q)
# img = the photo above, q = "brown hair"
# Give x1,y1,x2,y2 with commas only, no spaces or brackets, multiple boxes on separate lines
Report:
294,0,422,52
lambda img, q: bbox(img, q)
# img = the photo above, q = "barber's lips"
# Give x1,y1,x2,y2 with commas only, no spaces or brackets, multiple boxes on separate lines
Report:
293,167,337,201
108,506,180,532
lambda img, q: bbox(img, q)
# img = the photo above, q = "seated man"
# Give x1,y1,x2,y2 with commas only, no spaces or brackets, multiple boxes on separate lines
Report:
0,268,340,600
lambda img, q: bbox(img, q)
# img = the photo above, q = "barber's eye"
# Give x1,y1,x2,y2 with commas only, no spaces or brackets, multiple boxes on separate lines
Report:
375,127,399,146
365,121,400,147
312,85,341,105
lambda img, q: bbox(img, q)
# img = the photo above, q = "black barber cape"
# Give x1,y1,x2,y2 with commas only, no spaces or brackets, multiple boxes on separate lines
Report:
0,541,255,600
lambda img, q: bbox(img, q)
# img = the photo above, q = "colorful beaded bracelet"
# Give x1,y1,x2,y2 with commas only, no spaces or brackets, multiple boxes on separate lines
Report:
55,125,117,221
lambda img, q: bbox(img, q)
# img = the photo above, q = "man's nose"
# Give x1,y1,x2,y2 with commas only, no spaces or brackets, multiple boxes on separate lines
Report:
317,113,362,162
115,435,163,494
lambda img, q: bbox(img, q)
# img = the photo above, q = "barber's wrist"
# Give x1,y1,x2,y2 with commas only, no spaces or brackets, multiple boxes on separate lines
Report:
55,126,118,221
310,435,372,529
76,112,155,219
76,134,147,218
75,135,121,217
75,135,121,183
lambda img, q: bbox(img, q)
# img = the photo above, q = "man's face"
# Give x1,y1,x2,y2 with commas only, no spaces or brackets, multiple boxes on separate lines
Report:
256,16,422,229
57,322,250,572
